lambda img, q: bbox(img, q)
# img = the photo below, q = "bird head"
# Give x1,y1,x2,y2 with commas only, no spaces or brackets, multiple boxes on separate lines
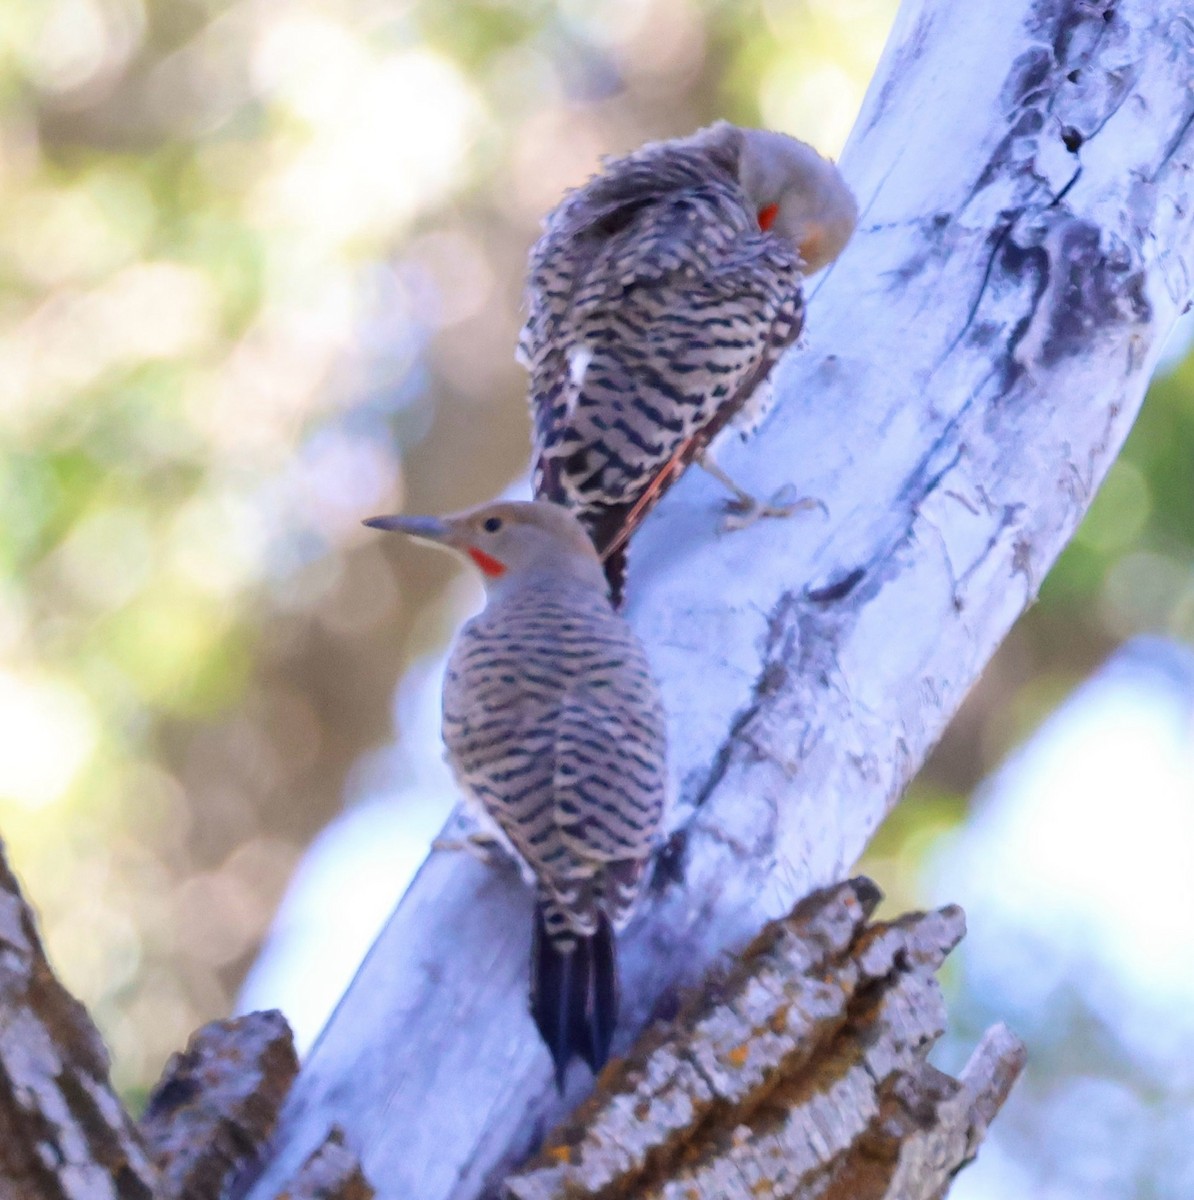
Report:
364,500,605,592
737,128,858,274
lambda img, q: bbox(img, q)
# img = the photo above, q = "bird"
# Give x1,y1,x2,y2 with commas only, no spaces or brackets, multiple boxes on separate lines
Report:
364,500,668,1088
519,121,858,603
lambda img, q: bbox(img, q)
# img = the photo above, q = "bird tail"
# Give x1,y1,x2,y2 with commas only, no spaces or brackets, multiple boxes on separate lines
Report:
585,505,635,609
601,546,628,608
586,438,705,608
530,905,618,1091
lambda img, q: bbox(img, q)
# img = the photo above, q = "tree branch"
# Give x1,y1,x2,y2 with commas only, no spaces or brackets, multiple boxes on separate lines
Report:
506,880,1025,1200
0,832,371,1200
245,0,1194,1196
137,1013,373,1200
276,1128,375,1200
140,1011,298,1199
0,842,158,1198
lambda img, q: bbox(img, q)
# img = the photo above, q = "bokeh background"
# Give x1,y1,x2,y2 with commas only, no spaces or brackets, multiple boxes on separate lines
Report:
1,0,1191,1194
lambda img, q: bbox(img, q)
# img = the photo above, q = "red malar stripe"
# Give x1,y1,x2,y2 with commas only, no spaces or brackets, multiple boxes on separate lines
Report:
467,547,507,578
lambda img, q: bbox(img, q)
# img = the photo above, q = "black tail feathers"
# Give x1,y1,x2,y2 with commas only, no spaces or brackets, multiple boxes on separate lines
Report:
601,545,628,609
530,908,619,1091
586,506,632,609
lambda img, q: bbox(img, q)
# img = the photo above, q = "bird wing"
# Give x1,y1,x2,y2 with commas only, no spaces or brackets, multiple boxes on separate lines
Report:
549,672,665,932
524,178,805,553
442,590,664,900
551,669,667,868
441,617,563,870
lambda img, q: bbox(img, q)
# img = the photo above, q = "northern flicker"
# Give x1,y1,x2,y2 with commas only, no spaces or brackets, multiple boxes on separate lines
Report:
519,121,858,603
364,500,668,1087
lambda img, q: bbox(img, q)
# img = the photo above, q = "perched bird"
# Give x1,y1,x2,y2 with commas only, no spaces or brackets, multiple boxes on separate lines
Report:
364,500,668,1087
519,121,858,603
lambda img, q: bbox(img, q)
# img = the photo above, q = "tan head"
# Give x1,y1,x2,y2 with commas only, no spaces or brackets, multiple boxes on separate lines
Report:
364,500,606,593
737,127,858,273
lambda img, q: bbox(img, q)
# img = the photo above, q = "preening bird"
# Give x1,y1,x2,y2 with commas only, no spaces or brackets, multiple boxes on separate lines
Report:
364,500,668,1088
519,121,858,603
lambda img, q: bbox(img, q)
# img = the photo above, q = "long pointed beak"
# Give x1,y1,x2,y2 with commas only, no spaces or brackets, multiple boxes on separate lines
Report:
362,514,452,541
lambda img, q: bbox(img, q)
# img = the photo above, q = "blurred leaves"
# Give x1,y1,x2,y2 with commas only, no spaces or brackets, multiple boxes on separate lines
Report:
3,1,1191,1152
0,0,900,1094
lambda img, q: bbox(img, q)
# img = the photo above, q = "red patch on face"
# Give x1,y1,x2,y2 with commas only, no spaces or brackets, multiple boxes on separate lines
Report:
467,546,506,578
757,203,779,232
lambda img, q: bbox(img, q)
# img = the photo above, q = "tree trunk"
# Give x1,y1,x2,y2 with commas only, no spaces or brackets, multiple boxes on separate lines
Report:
0,837,373,1200
245,0,1194,1196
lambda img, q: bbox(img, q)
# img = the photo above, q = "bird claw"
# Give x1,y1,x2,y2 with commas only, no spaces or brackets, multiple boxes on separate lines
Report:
433,831,504,865
434,830,536,885
719,485,825,532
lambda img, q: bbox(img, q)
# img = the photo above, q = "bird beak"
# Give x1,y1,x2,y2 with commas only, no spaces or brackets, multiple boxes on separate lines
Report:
797,220,839,275
362,514,453,542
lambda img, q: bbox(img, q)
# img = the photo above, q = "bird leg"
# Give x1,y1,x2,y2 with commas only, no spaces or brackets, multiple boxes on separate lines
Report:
432,830,504,862
697,451,825,532
433,828,537,887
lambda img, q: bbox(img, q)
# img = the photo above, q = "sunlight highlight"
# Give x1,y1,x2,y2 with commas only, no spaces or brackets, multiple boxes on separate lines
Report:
0,671,97,810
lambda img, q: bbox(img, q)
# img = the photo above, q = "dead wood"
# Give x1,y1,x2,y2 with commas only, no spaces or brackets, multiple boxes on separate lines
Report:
506,879,1024,1200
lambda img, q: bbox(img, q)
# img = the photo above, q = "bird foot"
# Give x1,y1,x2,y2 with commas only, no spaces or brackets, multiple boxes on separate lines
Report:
720,483,825,532
433,830,536,885
433,831,505,865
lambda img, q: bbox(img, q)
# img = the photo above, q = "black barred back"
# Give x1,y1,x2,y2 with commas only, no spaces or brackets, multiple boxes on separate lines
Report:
521,124,806,598
442,573,667,940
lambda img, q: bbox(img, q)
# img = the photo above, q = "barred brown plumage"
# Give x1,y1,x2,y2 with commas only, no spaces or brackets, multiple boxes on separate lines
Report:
520,121,858,604
364,500,667,1088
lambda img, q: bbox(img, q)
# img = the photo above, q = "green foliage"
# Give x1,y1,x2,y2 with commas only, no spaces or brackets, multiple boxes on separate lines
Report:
3,1,1190,1136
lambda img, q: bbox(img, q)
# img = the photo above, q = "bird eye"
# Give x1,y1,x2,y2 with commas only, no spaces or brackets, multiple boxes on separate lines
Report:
757,203,779,232
483,516,503,533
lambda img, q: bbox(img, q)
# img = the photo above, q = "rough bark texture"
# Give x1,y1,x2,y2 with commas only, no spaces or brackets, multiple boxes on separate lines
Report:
140,1011,299,1200
246,0,1194,1196
0,841,159,1199
275,1127,376,1200
0,838,376,1200
506,880,1024,1200
0,839,1018,1200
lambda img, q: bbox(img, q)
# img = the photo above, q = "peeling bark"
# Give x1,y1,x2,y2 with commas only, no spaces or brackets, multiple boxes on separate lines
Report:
0,839,375,1199
140,1011,299,1200
506,881,1024,1200
0,836,1015,1200
275,1127,375,1200
246,0,1194,1196
0,842,158,1200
